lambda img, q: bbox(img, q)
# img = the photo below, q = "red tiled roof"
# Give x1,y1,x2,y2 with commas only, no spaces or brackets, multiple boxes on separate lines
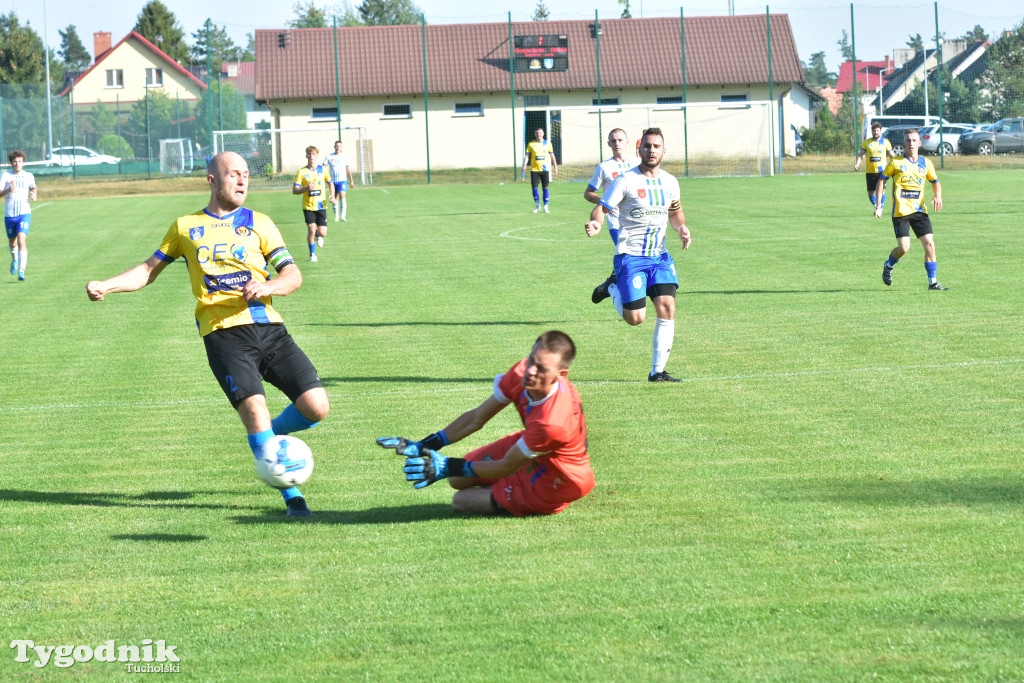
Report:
221,61,256,96
255,14,804,101
836,60,891,94
59,31,208,97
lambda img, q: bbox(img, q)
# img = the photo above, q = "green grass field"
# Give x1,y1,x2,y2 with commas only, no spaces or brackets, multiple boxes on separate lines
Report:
2,169,1023,680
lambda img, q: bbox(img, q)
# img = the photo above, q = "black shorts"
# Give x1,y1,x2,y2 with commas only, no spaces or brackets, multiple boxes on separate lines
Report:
530,171,550,189
204,324,323,409
303,209,327,227
866,173,882,193
892,213,933,239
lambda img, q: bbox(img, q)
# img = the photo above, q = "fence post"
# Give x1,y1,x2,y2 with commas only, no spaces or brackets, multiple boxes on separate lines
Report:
334,17,343,141
508,13,517,183
595,10,603,160
934,1,945,168
680,8,689,177
766,6,776,174
851,4,859,151
421,14,430,184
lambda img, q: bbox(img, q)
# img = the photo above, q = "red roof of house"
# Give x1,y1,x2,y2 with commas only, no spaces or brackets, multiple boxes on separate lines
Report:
255,14,804,101
59,31,208,97
836,60,891,94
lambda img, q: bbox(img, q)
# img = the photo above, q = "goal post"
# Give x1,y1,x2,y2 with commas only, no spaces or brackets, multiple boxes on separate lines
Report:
159,138,194,174
213,127,372,186
553,101,774,181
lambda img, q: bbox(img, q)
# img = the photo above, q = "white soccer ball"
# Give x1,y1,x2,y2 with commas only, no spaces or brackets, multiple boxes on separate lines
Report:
255,435,314,489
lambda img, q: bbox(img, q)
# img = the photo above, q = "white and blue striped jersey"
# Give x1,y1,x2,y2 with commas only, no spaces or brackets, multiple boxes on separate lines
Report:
599,167,680,257
1,170,35,217
588,156,640,231
322,152,351,183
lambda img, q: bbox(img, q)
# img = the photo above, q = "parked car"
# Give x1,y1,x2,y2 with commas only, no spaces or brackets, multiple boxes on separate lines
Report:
958,118,1024,155
47,146,120,166
919,123,980,155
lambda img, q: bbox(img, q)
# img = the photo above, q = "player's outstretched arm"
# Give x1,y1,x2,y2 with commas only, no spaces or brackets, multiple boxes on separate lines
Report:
931,181,943,212
86,255,169,301
669,202,690,249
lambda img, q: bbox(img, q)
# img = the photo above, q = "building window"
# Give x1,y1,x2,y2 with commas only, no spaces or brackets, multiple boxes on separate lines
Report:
720,94,750,109
311,107,338,120
592,97,620,106
106,69,123,88
454,102,483,116
523,95,549,107
656,96,683,105
145,68,163,87
382,104,412,118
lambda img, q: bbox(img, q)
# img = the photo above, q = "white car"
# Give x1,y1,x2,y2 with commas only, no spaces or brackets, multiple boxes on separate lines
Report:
47,146,120,167
919,124,979,156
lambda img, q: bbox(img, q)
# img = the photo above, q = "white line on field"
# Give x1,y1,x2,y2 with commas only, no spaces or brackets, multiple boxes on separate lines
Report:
3,359,1021,413
500,225,588,242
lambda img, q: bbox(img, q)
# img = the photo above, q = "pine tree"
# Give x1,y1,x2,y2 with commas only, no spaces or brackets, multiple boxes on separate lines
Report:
134,0,189,64
59,25,91,71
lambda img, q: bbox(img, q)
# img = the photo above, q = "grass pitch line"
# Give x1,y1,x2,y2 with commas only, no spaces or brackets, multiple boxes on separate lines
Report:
500,225,589,242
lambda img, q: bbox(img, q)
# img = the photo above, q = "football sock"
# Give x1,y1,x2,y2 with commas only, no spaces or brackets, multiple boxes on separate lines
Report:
543,188,550,205
247,429,275,457
280,487,302,502
309,242,317,256
652,318,675,374
9,247,16,264
340,198,347,220
885,254,900,269
608,228,619,245
532,188,540,205
18,250,26,272
869,192,877,206
608,283,624,317
272,403,319,435
925,261,938,283
880,193,886,208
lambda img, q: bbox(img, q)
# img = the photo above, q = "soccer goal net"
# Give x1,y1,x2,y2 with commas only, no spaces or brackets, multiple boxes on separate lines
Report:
159,138,195,174
553,101,774,182
213,127,372,187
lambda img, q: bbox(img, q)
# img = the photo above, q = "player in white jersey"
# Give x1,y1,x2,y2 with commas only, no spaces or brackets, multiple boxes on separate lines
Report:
322,140,354,222
584,128,640,303
585,128,692,382
1,150,37,281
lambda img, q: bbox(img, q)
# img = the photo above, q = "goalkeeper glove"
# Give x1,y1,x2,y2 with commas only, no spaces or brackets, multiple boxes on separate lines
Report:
376,430,449,455
401,447,475,489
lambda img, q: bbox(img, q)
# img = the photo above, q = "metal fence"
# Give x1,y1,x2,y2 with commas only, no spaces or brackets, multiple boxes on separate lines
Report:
1,3,1022,181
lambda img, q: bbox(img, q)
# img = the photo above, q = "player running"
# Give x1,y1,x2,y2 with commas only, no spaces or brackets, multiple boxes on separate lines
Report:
584,128,640,303
377,331,594,516
855,122,894,208
322,140,354,222
586,128,691,382
293,146,333,261
1,150,38,281
874,128,948,290
522,127,558,213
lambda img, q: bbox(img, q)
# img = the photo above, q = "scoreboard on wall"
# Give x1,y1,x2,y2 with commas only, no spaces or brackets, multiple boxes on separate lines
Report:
513,34,569,72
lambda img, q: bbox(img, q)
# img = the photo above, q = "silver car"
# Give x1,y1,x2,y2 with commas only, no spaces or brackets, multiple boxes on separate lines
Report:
47,146,121,167
919,124,979,155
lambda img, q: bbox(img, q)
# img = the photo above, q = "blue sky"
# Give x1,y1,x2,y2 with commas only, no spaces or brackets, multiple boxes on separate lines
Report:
8,0,1021,73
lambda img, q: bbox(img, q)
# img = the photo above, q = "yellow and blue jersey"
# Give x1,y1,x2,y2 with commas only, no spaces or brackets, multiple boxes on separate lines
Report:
525,140,554,172
860,138,892,174
155,207,295,336
879,156,938,218
293,165,332,211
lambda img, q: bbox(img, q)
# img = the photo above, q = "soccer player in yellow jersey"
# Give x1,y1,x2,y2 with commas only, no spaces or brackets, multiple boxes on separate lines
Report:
855,122,894,208
293,145,334,262
86,152,330,517
874,129,948,291
521,127,558,213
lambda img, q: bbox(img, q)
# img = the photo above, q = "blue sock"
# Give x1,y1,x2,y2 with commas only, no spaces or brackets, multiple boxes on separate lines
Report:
309,243,316,255
247,429,275,457
271,403,318,435
869,192,876,206
925,261,938,282
885,255,900,269
608,228,619,244
532,188,539,204
280,487,302,502
880,193,886,208
543,188,550,205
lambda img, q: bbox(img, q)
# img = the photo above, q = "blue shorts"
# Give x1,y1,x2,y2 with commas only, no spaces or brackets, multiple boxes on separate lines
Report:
332,181,349,193
614,251,678,306
5,215,30,239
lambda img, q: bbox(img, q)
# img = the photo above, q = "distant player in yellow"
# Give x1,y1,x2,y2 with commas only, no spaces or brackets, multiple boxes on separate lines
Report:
293,146,333,262
874,129,947,291
855,122,894,208
86,151,330,518
522,127,558,213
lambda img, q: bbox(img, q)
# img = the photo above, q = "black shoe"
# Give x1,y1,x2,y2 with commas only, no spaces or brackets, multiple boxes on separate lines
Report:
648,371,682,383
591,273,616,304
928,282,949,291
285,496,313,518
882,264,893,286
